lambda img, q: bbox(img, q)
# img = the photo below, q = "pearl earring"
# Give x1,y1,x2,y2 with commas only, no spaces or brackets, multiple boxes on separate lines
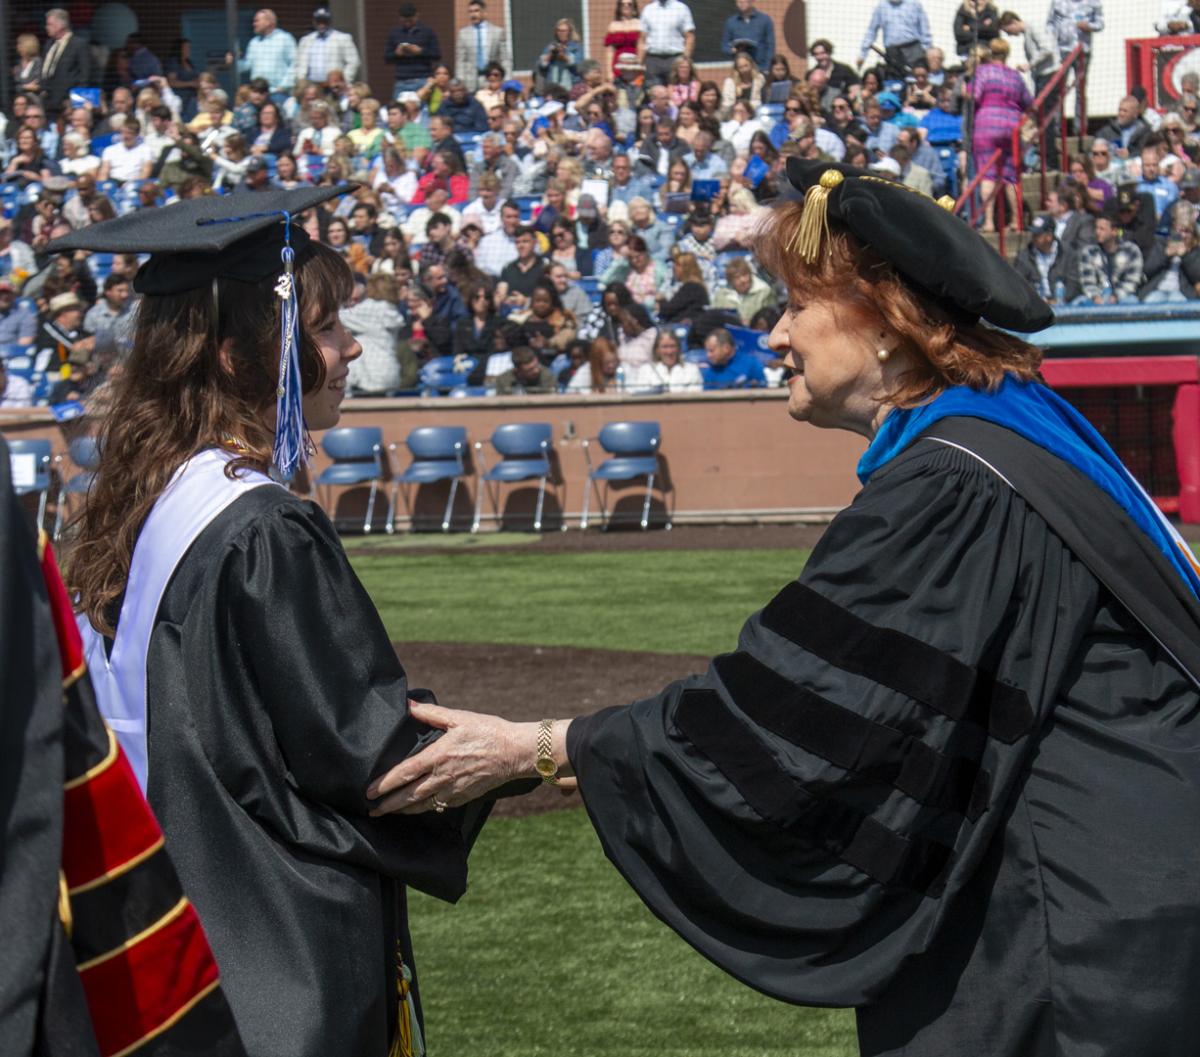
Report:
877,348,891,363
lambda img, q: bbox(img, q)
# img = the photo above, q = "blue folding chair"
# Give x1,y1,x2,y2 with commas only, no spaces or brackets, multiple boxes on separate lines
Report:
312,426,390,533
581,421,668,531
388,426,469,533
472,423,553,533
53,434,100,539
7,438,55,531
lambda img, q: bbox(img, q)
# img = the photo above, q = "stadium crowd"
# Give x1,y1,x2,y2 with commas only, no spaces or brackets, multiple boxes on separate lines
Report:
1,0,1197,408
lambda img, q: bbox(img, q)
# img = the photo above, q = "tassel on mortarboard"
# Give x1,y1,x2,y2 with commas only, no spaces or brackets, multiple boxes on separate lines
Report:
272,214,310,480
790,168,844,264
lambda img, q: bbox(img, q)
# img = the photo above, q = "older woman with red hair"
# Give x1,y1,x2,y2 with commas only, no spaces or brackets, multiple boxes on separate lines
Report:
370,161,1200,1057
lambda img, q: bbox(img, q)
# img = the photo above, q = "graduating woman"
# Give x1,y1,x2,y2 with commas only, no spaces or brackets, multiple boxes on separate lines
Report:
369,161,1200,1056
51,186,511,1057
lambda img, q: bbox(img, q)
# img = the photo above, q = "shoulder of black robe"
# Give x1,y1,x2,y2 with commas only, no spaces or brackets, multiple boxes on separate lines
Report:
0,437,72,1057
144,484,501,1057
568,440,1098,1007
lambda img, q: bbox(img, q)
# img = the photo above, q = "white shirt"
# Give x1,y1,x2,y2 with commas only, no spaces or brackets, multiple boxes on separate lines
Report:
633,359,703,392
101,139,155,182
1157,1,1195,33
640,0,695,55
474,227,519,275
1,374,32,408
403,205,463,246
461,197,505,235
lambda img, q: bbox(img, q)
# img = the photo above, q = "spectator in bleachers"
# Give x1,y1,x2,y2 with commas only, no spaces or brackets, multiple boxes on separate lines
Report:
1157,0,1200,35
295,100,342,159
0,277,37,346
971,38,1031,233
451,280,501,368
297,7,362,85
346,99,385,161
609,152,651,205
857,0,932,78
1166,169,1200,234
538,20,585,91
699,326,765,388
165,39,201,121
711,256,773,324
455,0,512,94
954,0,1000,59
1014,214,1080,303
1141,202,1200,301
1095,96,1152,161
59,133,100,179
545,261,593,320
339,272,406,396
1047,0,1103,65
1087,137,1122,188
470,133,521,198
685,130,729,179
657,250,710,323
424,261,467,326
809,39,859,96
721,101,764,156
890,143,935,194
567,335,623,391
639,0,696,88
3,126,57,187
605,234,669,309
13,34,42,98
862,99,900,159
635,117,686,181
417,212,456,271
1047,184,1098,256
1137,145,1180,229
495,225,547,308
721,54,766,116
82,273,132,351
634,327,703,390
722,0,775,70
34,291,86,374
40,8,90,117
1077,207,1144,304
474,64,508,113
386,3,442,97
0,358,32,409
440,80,489,135
495,345,556,393
231,9,297,105
413,150,470,205
605,0,643,78
462,172,505,234
1067,152,1113,209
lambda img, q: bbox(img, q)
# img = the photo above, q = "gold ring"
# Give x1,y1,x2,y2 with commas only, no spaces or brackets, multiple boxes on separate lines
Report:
432,797,448,813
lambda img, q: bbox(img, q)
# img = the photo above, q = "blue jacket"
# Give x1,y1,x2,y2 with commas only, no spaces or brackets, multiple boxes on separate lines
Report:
721,10,775,69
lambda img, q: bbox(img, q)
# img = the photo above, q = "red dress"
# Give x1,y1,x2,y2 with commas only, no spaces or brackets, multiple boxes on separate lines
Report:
605,29,641,77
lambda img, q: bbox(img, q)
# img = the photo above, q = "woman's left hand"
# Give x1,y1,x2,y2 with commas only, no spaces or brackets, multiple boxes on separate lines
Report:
366,701,539,815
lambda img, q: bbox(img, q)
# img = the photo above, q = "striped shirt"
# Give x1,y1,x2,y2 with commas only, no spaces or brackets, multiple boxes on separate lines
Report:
1047,0,1103,56
640,0,695,56
859,0,932,60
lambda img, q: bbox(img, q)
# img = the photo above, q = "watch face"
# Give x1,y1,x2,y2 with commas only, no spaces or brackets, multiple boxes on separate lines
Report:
535,757,557,779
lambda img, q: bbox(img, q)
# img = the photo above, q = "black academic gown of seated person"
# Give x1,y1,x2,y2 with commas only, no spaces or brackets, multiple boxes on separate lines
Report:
130,484,497,1057
567,417,1200,1057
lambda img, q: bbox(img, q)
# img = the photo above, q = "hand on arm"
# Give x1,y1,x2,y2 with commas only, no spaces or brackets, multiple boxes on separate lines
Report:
366,701,574,813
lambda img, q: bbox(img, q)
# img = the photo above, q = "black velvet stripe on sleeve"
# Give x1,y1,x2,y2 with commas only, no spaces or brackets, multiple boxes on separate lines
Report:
128,980,246,1057
675,688,953,896
67,846,183,965
713,651,989,822
761,582,1034,744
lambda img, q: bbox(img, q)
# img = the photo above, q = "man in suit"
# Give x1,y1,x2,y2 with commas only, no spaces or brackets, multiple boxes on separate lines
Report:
40,8,90,117
454,0,512,92
296,7,361,84
635,117,687,180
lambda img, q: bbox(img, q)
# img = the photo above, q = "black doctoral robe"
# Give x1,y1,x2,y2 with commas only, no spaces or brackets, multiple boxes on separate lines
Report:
568,419,1200,1056
129,484,491,1057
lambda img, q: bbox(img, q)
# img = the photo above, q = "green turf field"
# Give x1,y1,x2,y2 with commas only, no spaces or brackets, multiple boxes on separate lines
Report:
353,547,810,656
355,546,859,1056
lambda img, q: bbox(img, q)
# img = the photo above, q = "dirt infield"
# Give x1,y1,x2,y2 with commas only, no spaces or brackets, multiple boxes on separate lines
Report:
397,641,709,818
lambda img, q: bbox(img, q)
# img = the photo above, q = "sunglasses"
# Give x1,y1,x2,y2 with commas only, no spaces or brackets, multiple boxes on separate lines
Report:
1091,149,1108,156
785,105,803,113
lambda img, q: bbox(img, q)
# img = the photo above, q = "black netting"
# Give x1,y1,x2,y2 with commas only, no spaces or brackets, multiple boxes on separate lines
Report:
1055,385,1180,500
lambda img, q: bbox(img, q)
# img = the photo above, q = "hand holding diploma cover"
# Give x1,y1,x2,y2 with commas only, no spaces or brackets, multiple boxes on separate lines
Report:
370,163,1200,1057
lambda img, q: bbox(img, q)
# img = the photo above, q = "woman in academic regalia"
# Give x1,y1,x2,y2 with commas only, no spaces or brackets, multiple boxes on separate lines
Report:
370,161,1200,1057
52,187,509,1057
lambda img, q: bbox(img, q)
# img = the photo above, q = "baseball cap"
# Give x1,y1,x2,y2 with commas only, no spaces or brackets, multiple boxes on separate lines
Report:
245,156,267,173
1028,214,1054,235
313,6,332,20
399,2,418,15
501,79,523,93
870,157,902,177
397,91,421,104
876,91,902,112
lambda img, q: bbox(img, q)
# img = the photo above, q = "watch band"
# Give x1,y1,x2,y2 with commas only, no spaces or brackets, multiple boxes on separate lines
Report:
535,719,559,784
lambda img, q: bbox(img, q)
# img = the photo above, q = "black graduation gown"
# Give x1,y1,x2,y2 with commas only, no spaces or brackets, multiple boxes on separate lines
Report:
567,422,1200,1057
135,484,491,1057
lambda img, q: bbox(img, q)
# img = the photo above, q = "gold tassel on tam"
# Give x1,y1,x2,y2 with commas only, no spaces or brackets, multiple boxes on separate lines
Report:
790,169,844,263
389,954,425,1057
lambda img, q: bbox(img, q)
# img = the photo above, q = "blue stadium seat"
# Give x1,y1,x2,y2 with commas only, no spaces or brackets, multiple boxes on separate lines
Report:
7,437,55,531
581,421,668,531
448,385,490,397
313,426,390,533
516,194,540,222
388,426,469,533
53,434,100,539
579,276,602,302
472,422,553,533
1,343,28,360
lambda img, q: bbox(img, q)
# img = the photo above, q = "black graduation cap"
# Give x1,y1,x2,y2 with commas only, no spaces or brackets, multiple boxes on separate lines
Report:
785,159,1054,333
47,185,353,296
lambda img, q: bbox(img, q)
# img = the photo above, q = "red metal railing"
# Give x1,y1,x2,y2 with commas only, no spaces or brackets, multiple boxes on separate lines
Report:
955,43,1088,255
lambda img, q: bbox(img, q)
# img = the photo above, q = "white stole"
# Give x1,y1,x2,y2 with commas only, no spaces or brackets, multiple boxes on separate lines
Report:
77,449,278,791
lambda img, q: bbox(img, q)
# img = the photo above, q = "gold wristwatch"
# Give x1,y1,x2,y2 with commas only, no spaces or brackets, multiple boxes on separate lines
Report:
535,719,560,785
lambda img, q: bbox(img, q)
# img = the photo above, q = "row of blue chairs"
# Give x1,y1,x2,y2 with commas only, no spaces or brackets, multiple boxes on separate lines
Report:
6,435,98,537
315,421,666,533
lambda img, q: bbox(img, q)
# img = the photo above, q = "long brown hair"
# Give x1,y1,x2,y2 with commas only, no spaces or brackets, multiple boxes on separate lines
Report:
755,200,1042,407
67,240,352,634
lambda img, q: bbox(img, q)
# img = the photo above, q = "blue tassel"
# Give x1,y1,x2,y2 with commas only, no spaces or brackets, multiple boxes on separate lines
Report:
272,237,309,479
